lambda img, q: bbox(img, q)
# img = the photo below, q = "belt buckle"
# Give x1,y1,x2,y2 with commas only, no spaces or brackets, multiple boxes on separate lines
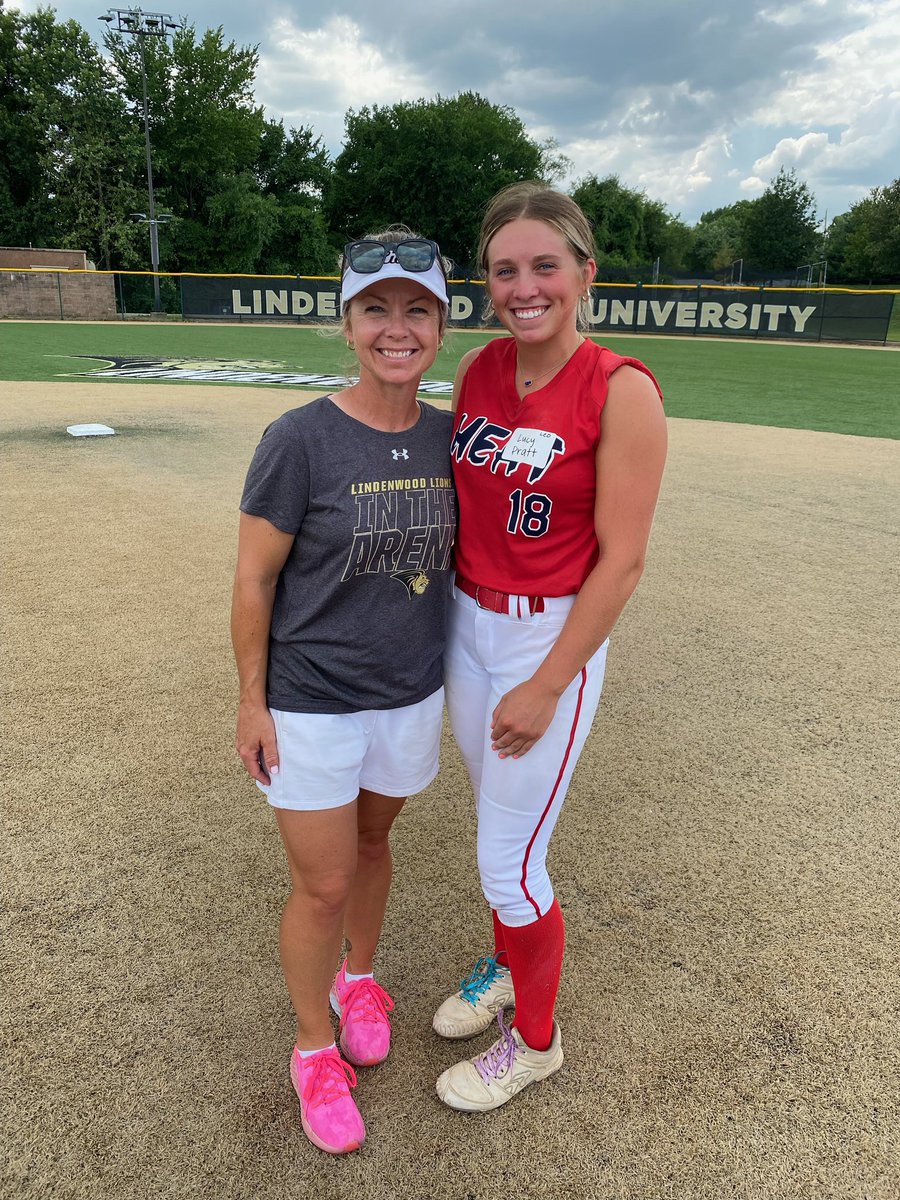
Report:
474,585,504,614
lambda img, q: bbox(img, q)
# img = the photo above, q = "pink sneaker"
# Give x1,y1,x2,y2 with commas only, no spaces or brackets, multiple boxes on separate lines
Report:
289,1045,365,1155
329,962,395,1067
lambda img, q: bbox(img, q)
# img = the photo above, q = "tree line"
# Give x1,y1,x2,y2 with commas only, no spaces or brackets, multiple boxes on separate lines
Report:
2,5,898,284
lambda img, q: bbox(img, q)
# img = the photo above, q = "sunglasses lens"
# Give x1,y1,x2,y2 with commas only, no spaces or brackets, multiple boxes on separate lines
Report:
395,240,436,271
348,242,387,273
346,239,438,274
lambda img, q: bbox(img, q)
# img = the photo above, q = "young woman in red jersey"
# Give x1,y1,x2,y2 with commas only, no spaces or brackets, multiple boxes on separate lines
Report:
433,183,668,1112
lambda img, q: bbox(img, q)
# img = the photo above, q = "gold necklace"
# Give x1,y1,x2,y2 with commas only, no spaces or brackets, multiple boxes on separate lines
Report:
518,338,584,389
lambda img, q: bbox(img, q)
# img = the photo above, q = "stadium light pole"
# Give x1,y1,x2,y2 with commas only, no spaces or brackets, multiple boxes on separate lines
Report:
99,8,183,312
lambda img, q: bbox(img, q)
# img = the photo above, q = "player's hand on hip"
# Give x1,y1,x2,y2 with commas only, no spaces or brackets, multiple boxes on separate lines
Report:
490,680,559,759
236,702,279,784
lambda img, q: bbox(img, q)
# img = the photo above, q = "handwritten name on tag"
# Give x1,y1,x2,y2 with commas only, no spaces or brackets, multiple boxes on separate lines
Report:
499,428,558,470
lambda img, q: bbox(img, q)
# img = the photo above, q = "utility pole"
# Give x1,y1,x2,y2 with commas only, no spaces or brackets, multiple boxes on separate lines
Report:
99,8,183,313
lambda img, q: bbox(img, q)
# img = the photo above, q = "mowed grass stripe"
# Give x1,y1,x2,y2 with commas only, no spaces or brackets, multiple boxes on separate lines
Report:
2,320,897,439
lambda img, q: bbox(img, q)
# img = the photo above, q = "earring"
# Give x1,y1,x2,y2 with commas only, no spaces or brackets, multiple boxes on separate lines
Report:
346,341,354,349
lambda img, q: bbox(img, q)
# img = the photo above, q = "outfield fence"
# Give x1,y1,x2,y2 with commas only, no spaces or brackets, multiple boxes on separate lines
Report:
1,268,896,344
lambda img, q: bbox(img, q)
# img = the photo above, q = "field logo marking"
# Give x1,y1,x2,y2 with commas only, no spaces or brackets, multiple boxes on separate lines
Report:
58,355,454,393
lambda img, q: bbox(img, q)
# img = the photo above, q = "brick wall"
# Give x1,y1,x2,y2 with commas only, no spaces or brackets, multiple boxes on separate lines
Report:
0,271,117,319
0,247,88,269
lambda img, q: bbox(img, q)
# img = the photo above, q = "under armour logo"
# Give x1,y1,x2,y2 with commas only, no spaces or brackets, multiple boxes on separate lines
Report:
392,448,409,460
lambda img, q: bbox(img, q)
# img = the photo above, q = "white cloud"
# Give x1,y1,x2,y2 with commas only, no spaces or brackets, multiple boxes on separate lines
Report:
758,0,830,28
753,131,830,174
559,129,736,217
749,89,900,188
493,65,596,109
256,14,430,144
10,0,900,224
721,2,900,213
753,2,900,128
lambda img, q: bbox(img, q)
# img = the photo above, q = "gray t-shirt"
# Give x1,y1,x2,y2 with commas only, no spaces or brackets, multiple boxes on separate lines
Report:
240,396,456,713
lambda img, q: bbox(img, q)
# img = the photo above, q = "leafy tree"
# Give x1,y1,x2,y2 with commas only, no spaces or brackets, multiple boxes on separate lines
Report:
821,211,854,282
45,41,144,268
104,23,266,269
572,175,644,265
256,120,330,198
104,25,336,273
1,8,340,274
641,199,691,274
827,180,900,282
200,173,278,272
326,93,550,268
687,201,754,274
742,167,818,274
0,6,141,261
571,174,689,276
0,6,44,244
537,136,571,186
254,120,334,274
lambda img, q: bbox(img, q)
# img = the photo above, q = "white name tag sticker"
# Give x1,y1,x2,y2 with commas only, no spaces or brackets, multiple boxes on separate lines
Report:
500,428,559,470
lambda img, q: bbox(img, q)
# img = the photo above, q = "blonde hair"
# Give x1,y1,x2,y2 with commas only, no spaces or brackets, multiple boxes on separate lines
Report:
340,225,451,338
477,183,597,327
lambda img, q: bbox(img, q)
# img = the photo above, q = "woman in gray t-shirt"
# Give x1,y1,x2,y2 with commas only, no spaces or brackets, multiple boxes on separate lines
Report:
231,230,455,1155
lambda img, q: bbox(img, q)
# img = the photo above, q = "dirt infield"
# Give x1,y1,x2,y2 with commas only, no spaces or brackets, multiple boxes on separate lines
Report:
3,381,899,1200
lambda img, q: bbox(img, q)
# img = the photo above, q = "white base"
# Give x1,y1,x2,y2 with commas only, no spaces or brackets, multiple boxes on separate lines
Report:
66,423,115,437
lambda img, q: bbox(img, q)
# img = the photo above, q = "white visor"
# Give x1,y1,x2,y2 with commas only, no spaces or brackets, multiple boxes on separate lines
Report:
340,259,449,309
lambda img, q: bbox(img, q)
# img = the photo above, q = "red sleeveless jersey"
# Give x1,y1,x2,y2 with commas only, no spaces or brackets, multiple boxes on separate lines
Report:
451,337,662,596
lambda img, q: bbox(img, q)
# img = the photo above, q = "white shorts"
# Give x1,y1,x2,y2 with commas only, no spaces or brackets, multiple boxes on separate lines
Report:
257,689,445,811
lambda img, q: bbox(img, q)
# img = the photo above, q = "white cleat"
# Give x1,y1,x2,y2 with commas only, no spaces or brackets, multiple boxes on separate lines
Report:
436,1012,563,1112
432,956,515,1040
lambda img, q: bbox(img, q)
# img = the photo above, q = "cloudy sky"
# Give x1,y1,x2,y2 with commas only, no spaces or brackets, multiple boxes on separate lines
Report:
11,0,900,224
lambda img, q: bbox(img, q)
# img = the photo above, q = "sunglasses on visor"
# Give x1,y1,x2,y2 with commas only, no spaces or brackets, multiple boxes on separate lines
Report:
342,238,442,275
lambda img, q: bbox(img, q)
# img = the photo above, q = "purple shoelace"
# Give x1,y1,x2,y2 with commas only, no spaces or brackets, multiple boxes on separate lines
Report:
474,1010,517,1083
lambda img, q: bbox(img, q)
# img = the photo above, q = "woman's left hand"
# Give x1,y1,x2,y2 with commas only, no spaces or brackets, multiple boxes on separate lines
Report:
490,680,560,758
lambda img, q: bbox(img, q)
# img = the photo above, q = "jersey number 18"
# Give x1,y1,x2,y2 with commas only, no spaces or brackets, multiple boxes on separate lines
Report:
507,490,552,538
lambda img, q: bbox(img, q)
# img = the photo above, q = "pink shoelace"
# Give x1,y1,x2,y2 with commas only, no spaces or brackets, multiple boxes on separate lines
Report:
339,977,395,1031
300,1050,358,1110
474,1010,518,1083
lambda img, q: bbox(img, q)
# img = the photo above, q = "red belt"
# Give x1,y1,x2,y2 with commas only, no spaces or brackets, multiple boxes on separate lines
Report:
455,573,546,615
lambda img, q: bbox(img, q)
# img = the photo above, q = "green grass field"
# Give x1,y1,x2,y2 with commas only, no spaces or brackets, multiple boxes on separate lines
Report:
2,319,897,439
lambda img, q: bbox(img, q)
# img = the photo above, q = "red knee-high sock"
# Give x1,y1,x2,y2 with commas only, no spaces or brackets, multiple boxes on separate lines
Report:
491,909,508,967
499,898,564,1052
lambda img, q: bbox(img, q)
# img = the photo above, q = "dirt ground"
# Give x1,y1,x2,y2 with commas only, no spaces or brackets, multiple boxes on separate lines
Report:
2,381,898,1200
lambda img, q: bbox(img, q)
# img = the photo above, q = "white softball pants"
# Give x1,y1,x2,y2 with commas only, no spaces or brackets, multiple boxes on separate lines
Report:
444,585,608,927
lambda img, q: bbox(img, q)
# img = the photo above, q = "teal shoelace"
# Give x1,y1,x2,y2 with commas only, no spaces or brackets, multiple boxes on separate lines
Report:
459,955,503,1006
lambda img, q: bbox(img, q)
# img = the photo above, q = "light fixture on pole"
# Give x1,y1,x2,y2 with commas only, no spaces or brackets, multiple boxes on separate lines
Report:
130,211,173,306
99,8,183,313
